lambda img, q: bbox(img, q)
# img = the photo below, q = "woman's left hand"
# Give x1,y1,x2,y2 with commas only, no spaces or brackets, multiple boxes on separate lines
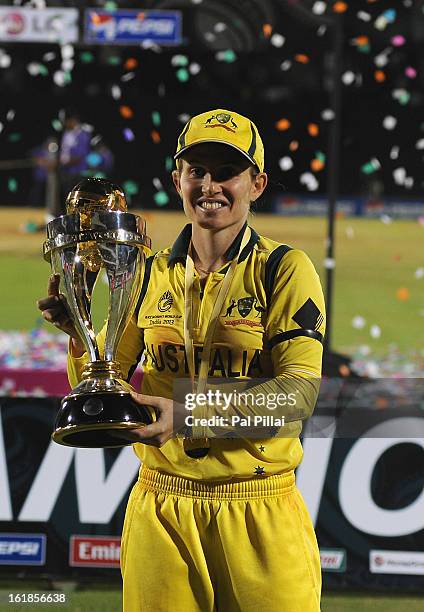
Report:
116,391,186,447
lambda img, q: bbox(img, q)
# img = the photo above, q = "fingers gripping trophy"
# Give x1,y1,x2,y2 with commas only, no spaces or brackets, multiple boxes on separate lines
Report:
43,177,155,447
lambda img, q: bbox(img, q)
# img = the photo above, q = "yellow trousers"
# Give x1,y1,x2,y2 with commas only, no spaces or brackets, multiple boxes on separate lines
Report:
121,468,321,612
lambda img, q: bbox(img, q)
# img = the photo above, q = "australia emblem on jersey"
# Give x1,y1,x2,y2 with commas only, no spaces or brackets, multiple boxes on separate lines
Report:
158,290,173,312
237,297,255,317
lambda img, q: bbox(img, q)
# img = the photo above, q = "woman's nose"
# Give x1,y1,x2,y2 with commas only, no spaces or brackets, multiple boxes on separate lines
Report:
201,172,221,195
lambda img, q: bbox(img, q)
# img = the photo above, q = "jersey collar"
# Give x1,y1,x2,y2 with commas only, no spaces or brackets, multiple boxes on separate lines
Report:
168,222,260,268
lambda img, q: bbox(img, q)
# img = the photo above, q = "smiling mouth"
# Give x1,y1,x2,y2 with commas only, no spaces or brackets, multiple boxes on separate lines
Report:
197,201,227,210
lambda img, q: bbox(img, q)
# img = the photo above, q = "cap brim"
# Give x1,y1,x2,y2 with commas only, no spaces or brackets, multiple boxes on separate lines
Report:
174,139,260,170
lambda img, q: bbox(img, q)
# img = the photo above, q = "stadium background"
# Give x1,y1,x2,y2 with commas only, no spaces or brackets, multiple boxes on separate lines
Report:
0,1,423,611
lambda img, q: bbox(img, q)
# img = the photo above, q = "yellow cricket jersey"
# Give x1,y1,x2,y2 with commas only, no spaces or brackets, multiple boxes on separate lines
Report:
68,222,326,481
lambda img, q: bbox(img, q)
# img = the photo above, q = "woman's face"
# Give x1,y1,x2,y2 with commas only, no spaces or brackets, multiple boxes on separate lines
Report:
172,143,267,232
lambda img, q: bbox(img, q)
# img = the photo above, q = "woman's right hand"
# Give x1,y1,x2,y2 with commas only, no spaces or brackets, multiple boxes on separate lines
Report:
37,274,84,355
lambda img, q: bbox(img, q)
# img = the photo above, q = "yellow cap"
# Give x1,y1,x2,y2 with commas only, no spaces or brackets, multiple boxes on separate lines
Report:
174,109,265,172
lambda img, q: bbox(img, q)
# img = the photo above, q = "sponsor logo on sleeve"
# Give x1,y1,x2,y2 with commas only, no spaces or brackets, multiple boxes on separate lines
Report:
0,534,46,566
70,536,121,568
370,550,424,575
320,548,347,572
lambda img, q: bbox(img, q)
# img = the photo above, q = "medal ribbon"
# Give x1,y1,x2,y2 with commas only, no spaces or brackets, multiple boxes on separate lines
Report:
183,225,251,445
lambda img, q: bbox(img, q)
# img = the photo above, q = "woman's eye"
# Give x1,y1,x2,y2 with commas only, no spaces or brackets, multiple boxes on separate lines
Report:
216,167,237,181
189,167,204,177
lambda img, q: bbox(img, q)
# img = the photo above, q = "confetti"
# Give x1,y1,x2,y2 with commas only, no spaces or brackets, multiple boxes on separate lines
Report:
374,70,386,83
405,67,416,78
414,268,424,279
111,85,121,100
391,35,405,47
214,22,227,33
123,128,135,141
333,2,348,14
382,116,397,130
312,2,327,16
215,50,237,63
171,55,189,67
151,130,161,144
120,105,134,119
294,54,309,64
279,157,293,171
8,178,17,192
396,287,409,301
270,34,285,48
321,109,335,120
275,118,291,131
189,63,201,75
80,51,94,64
262,24,273,38
152,111,161,127
300,172,319,191
176,68,189,82
370,325,381,339
124,58,138,70
308,123,319,137
289,141,299,151
361,158,381,174
154,191,170,206
122,180,138,196
342,71,356,85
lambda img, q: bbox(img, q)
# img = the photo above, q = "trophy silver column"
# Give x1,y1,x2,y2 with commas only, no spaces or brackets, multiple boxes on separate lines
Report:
43,177,155,447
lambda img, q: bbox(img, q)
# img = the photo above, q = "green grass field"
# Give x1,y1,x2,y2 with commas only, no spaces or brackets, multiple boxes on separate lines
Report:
0,587,423,611
1,208,422,361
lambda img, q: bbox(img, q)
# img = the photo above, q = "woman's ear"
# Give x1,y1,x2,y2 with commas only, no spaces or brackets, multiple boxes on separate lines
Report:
250,172,268,202
172,169,182,196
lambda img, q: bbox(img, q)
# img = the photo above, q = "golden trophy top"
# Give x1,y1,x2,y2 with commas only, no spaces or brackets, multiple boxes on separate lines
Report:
65,177,127,214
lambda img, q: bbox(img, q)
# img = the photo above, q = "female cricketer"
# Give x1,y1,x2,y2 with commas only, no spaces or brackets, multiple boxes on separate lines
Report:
40,109,325,611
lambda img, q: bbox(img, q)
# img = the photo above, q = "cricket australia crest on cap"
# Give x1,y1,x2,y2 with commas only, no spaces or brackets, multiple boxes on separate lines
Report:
174,108,265,172
204,113,238,132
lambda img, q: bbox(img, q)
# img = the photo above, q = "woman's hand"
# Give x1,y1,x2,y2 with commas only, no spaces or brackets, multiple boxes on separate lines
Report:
116,391,187,447
37,274,84,355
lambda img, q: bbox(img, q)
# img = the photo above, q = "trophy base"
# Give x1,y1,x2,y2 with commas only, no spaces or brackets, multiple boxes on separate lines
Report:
52,391,155,448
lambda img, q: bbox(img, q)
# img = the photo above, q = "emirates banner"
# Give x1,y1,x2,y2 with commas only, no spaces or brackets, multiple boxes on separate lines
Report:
0,394,423,588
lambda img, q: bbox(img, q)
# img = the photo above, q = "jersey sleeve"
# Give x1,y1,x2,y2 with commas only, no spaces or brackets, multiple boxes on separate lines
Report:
266,248,326,378
67,315,145,388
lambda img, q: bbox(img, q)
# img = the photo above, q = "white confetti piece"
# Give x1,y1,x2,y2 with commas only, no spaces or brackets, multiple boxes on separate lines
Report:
321,109,335,120
323,257,336,270
312,1,326,15
178,113,190,123
121,72,135,82
345,226,355,239
357,11,371,22
390,146,399,160
153,177,163,190
111,85,121,100
393,167,406,185
280,60,292,71
270,34,285,48
278,157,293,171
370,325,381,339
300,172,319,191
6,109,15,121
214,22,227,33
342,71,356,85
383,115,397,130
352,316,366,329
381,214,393,224
414,268,424,279
61,44,74,60
189,63,201,75
415,138,424,150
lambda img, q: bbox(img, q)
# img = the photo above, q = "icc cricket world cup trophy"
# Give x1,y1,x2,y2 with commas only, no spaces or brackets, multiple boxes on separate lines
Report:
43,177,155,448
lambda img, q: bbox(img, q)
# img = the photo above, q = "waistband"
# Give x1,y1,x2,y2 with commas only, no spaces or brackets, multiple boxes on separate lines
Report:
138,467,295,501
